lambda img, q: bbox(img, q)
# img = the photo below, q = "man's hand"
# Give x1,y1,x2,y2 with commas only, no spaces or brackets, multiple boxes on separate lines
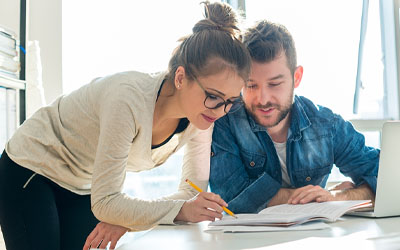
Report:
287,185,335,204
175,192,228,222
83,222,128,250
277,182,374,206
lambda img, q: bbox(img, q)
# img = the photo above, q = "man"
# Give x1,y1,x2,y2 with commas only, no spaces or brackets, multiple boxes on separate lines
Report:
209,20,379,213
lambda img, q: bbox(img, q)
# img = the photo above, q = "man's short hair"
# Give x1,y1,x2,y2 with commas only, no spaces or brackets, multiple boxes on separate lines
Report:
243,20,297,75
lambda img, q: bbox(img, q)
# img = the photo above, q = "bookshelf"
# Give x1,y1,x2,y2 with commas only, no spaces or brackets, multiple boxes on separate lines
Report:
0,74,24,132
0,0,26,152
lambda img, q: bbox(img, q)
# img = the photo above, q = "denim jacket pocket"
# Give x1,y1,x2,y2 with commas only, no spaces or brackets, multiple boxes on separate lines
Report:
240,151,267,180
291,165,332,187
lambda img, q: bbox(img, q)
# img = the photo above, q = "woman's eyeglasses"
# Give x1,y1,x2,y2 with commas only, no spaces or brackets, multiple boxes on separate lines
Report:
194,78,243,113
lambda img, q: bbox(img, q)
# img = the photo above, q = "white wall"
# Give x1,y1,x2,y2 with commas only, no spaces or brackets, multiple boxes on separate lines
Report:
27,0,62,104
395,0,400,96
0,0,63,104
0,0,20,34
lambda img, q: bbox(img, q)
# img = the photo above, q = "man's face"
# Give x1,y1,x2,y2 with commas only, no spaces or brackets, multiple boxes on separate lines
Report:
242,54,295,129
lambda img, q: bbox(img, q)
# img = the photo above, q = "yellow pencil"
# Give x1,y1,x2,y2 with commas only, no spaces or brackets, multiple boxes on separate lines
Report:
185,179,238,219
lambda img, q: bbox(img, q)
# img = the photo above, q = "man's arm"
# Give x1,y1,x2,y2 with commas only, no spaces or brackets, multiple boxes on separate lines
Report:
267,188,294,207
267,183,375,207
332,116,380,194
331,183,375,202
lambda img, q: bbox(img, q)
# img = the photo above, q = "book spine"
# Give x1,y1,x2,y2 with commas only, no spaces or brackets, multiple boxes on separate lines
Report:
0,31,17,49
0,45,18,57
0,56,20,72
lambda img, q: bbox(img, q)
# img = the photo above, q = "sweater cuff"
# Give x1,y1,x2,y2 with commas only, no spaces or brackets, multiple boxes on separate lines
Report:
159,200,186,225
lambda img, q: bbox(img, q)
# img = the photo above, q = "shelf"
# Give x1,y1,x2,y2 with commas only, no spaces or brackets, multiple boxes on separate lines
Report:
0,74,25,89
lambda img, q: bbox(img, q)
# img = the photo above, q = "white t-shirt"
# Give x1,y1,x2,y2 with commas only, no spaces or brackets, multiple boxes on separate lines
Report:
273,141,291,188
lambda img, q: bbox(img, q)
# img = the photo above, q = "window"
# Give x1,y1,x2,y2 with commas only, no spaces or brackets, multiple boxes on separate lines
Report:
62,0,203,94
245,0,365,119
244,0,399,183
62,0,204,198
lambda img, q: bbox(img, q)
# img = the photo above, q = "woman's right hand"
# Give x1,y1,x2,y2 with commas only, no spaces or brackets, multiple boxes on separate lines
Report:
174,192,228,222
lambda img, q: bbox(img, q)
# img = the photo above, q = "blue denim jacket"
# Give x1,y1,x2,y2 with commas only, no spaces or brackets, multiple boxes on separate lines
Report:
210,95,379,213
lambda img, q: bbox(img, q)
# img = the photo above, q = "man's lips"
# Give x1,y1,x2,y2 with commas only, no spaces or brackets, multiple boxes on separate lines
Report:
257,107,274,115
202,114,217,123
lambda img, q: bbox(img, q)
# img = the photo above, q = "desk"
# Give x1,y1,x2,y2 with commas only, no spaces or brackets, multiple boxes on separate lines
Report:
116,216,400,250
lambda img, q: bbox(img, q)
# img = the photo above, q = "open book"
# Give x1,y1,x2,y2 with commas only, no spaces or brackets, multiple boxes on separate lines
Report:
209,200,372,227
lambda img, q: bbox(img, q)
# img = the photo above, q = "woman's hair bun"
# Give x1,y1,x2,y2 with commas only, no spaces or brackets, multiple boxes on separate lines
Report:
192,1,240,38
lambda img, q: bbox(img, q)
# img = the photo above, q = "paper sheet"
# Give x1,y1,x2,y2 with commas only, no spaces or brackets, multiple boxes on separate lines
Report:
205,221,330,233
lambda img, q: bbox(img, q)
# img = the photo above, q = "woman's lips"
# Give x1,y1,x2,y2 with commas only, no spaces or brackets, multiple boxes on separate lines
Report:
202,114,217,123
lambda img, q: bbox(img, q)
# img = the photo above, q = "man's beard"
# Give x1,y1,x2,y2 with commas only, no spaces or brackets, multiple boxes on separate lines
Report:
245,92,293,129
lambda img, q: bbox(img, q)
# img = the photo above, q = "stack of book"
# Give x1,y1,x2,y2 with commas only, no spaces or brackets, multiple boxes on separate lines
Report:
0,25,20,79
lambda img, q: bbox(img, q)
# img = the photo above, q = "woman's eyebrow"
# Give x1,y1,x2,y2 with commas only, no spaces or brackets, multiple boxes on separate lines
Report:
206,87,226,96
206,87,240,99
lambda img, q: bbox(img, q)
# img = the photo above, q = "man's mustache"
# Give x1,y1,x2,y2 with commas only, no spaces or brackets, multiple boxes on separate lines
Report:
254,103,280,110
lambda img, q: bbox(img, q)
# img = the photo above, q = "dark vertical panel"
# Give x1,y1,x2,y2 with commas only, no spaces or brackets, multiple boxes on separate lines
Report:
19,0,26,123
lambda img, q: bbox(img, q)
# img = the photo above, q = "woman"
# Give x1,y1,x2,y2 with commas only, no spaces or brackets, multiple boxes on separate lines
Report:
0,2,251,250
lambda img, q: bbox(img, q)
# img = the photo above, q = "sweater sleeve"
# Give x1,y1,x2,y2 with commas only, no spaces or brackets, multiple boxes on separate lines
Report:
162,125,213,202
90,86,185,231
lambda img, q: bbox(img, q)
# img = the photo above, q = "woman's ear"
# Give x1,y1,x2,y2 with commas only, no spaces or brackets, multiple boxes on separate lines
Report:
174,66,186,89
294,66,303,89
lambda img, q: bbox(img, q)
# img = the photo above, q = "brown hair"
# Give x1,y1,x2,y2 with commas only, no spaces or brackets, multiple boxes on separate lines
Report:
243,20,297,75
166,1,251,83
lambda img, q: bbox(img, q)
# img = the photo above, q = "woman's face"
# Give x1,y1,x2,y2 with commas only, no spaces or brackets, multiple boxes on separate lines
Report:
177,67,245,130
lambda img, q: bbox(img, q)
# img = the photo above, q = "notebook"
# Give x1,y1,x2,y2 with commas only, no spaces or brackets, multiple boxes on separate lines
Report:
347,121,400,218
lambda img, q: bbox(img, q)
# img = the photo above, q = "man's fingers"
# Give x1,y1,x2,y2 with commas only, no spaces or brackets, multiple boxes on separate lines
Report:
289,186,328,204
288,185,313,203
289,187,314,204
297,191,324,204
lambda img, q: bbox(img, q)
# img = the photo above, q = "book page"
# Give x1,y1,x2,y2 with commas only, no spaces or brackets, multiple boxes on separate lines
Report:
206,221,330,233
209,200,371,227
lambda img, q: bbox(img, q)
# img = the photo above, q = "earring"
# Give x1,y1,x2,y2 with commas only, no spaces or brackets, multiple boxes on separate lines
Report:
177,84,181,89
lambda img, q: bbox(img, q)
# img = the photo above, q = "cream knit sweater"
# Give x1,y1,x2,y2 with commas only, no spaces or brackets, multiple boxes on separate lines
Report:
6,71,212,231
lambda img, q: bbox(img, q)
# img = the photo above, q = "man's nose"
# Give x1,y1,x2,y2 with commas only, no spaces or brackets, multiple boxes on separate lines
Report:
257,85,270,105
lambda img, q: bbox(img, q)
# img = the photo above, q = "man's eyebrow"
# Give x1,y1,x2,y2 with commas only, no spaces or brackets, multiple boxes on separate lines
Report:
268,74,285,81
247,74,285,83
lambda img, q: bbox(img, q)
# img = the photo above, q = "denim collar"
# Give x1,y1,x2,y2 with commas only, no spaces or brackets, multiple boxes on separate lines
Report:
290,95,311,141
245,95,311,140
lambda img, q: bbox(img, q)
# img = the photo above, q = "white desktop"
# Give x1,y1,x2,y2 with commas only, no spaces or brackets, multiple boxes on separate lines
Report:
115,216,400,250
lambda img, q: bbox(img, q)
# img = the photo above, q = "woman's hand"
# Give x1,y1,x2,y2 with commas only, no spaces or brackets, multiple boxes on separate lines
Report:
83,222,128,250
175,192,228,222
